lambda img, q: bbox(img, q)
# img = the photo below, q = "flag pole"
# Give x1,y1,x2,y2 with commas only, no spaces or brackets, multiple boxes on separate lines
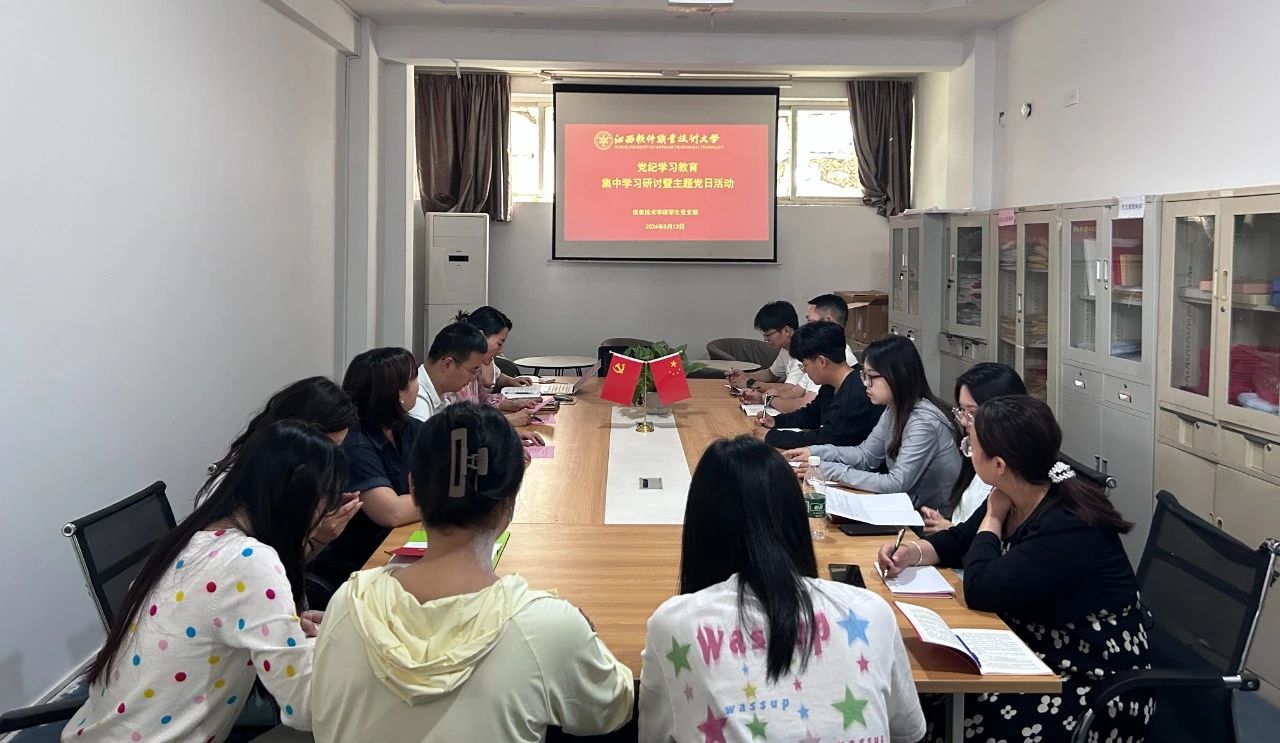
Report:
636,365,654,433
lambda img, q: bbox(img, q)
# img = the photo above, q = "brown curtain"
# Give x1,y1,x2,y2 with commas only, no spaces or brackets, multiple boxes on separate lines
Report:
415,71,511,221
847,80,913,217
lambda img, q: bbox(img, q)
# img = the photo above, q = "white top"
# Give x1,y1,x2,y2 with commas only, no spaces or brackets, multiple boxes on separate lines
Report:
771,345,859,392
407,364,448,422
954,473,993,525
62,529,314,742
639,575,924,743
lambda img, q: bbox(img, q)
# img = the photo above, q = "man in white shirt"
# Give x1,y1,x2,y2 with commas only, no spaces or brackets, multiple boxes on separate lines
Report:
407,323,488,421
727,299,859,412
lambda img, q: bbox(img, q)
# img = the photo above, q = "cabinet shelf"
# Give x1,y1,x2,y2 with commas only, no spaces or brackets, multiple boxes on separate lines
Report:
1178,292,1280,313
1075,293,1146,307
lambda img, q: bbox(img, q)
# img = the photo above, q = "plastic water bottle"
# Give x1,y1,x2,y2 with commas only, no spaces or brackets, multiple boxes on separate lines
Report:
804,456,827,541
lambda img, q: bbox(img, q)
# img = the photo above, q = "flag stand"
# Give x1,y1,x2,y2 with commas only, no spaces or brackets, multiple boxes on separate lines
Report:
636,378,655,433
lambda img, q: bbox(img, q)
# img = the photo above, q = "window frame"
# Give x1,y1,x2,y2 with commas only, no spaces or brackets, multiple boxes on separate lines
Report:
510,97,861,205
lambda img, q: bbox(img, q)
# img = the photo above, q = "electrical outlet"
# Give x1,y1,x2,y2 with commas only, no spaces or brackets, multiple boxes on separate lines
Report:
1063,87,1080,107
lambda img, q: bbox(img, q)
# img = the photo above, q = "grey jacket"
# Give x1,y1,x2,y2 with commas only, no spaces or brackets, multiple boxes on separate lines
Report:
810,399,962,512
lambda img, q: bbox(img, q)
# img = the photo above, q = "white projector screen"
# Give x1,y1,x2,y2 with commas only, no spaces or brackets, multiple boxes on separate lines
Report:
553,85,779,262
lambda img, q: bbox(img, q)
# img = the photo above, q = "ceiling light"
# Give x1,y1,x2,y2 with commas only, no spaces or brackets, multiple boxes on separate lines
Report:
667,0,734,12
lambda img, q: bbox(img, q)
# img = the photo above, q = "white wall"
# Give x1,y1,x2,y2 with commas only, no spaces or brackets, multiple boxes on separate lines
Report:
993,0,1280,206
0,0,344,711
913,71,952,209
487,203,890,361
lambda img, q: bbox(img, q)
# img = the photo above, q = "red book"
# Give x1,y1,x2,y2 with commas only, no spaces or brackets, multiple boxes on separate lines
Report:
651,352,692,405
600,353,644,405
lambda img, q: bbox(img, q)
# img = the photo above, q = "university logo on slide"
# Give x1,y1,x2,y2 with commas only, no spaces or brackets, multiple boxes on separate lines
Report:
593,131,614,151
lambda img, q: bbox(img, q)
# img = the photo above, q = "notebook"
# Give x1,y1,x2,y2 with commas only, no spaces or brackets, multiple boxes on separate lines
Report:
740,404,779,416
894,601,1054,676
505,361,601,398
873,563,956,597
387,529,511,569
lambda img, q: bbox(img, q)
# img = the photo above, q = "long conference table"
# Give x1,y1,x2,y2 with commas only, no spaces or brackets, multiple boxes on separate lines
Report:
367,378,1060,740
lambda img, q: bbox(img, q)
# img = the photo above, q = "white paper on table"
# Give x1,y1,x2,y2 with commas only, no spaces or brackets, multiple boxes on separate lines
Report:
952,629,1055,675
740,404,779,417
502,387,542,399
875,564,955,596
821,487,924,526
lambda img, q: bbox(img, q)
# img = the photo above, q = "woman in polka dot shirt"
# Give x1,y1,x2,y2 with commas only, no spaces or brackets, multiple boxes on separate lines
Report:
62,420,348,742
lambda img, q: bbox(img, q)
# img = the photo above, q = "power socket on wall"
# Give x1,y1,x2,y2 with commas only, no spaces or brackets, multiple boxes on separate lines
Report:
1063,87,1080,107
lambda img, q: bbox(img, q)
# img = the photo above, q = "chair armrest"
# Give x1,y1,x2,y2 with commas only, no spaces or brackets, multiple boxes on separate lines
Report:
1070,671,1259,743
0,694,86,733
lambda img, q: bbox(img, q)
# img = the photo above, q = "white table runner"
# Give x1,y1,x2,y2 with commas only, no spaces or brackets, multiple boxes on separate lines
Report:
603,407,692,524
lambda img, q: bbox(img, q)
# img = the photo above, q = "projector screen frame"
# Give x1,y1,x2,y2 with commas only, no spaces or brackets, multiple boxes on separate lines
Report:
551,83,780,264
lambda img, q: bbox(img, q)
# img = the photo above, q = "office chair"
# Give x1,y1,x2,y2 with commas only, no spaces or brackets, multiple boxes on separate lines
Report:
1070,490,1277,743
705,337,777,371
1,482,176,733
493,355,521,380
1058,451,1116,492
597,338,654,377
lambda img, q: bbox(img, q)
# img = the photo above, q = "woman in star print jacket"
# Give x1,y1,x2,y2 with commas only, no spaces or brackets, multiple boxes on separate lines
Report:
639,436,925,743
62,421,347,742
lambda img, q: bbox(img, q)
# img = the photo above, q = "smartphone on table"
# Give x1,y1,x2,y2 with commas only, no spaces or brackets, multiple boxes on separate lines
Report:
827,563,866,588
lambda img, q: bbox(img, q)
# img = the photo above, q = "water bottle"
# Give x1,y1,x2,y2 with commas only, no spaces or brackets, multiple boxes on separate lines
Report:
804,456,827,540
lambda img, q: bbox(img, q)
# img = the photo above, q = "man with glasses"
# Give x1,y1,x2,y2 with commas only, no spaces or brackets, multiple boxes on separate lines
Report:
408,322,489,422
753,321,882,449
728,299,859,414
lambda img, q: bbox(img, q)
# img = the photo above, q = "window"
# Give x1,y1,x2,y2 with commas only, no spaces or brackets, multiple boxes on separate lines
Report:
511,100,859,202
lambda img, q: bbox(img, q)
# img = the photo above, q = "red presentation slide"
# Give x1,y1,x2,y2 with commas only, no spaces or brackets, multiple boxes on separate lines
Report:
562,123,770,242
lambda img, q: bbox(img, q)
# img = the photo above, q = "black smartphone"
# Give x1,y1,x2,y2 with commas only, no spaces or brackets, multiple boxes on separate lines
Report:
828,563,866,588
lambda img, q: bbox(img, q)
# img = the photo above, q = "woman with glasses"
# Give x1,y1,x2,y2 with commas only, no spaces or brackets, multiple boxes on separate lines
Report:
785,335,962,513
920,363,1027,535
877,395,1150,742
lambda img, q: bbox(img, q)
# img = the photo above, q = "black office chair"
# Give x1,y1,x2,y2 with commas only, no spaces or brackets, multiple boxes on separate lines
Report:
1,482,176,733
597,338,654,378
705,337,777,371
1070,490,1277,743
1058,452,1116,492
493,355,521,380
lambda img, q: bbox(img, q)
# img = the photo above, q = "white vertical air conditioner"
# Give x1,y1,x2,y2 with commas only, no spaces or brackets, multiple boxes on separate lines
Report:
425,212,489,348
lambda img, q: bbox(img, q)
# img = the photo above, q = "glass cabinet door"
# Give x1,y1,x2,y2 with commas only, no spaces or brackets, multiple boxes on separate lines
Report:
1065,215,1101,358
891,227,905,313
952,223,986,335
997,222,1019,368
1022,219,1052,402
1108,215,1147,369
1161,204,1217,414
1219,200,1280,430
907,226,922,319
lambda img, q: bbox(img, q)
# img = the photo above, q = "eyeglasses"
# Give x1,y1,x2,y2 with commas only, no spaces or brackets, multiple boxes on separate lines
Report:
859,370,883,386
761,329,782,340
952,406,976,428
451,357,483,377
959,435,973,458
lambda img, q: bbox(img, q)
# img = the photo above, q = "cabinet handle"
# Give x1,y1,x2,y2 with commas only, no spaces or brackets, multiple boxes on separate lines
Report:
1016,293,1024,313
1216,517,1224,529
1095,259,1104,282
1117,392,1133,403
1094,455,1101,470
1100,458,1109,474
1074,379,1087,389
1238,431,1277,449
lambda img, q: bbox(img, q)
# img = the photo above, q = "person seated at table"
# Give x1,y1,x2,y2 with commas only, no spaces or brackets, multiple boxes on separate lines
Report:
877,395,1151,743
61,421,346,742
308,347,425,608
204,376,363,559
725,300,814,413
753,320,882,449
920,363,1026,535
804,293,855,347
639,436,924,743
785,335,962,513
455,305,544,416
311,402,635,742
407,322,489,422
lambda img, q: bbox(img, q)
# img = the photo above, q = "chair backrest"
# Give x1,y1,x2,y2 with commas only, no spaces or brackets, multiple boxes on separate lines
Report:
597,339,654,377
1057,452,1116,492
1139,491,1275,675
62,481,177,630
705,338,779,370
493,355,520,379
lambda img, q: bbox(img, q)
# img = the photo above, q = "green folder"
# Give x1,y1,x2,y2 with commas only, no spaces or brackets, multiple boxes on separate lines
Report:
400,529,511,569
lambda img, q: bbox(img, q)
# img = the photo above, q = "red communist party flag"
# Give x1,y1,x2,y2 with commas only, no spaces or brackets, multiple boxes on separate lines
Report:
600,353,644,405
651,352,692,405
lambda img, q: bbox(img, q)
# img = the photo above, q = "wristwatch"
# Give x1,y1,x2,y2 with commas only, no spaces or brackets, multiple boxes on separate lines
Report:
763,393,775,409
746,378,758,389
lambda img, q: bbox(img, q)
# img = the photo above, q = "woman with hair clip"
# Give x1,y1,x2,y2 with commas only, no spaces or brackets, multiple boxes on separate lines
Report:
785,334,963,512
640,436,925,742
312,402,634,742
206,376,363,559
878,395,1151,743
920,362,1027,535
61,422,347,742
308,348,423,609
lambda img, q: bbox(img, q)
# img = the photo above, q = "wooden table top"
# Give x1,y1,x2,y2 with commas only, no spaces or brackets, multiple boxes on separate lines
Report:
367,380,1059,695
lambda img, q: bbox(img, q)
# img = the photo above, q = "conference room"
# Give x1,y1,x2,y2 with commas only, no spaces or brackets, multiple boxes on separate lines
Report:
5,1,1280,742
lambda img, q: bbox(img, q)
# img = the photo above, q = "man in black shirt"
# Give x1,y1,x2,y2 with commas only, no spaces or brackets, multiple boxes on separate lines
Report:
753,321,882,449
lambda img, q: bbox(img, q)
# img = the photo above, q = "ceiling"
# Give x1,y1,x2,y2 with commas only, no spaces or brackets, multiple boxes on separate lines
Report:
344,0,1047,36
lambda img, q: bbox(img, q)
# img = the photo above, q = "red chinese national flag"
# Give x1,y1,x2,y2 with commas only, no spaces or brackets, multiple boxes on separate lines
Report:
600,353,643,405
651,352,691,405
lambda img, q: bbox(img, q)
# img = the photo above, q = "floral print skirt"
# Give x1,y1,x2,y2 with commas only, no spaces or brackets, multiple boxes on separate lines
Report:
922,599,1154,743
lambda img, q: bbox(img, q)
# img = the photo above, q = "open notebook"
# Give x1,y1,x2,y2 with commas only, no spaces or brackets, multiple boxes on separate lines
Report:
505,362,601,398
874,563,956,597
386,529,511,569
895,601,1054,676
